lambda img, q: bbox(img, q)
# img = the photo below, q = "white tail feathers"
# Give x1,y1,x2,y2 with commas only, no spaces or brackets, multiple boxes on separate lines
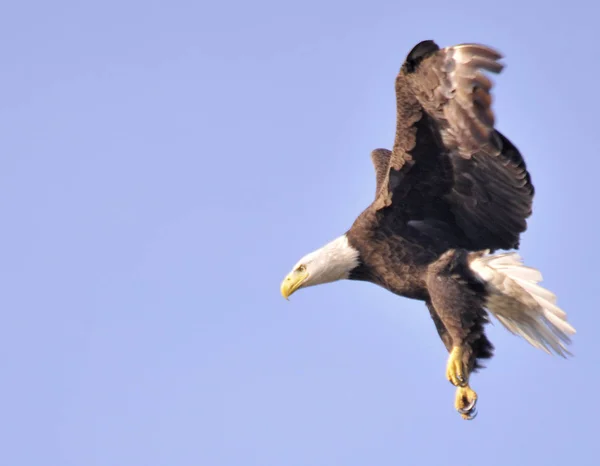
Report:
469,251,576,357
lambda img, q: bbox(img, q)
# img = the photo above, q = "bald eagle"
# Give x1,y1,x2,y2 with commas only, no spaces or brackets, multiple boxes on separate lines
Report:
280,40,576,420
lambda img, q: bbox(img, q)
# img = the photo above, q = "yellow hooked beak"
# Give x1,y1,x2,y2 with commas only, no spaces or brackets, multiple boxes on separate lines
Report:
280,268,309,300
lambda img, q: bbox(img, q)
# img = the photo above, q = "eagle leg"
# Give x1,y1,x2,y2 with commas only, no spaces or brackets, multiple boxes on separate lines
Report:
426,250,494,420
455,385,478,420
446,345,468,387
447,345,479,420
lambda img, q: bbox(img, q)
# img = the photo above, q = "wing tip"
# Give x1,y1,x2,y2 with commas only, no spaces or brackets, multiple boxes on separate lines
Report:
404,40,440,73
449,43,505,74
451,43,504,61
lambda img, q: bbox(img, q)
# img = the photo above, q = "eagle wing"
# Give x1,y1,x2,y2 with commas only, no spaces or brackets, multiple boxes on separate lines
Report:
370,148,393,198
372,41,534,251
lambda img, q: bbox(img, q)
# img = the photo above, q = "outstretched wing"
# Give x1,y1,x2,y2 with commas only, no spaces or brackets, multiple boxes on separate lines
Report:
372,40,534,251
404,41,504,159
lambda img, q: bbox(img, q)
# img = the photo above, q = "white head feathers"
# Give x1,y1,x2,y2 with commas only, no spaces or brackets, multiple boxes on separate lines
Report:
290,235,360,289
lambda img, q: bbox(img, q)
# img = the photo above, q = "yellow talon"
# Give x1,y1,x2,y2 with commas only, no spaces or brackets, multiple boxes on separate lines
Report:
455,385,478,420
446,346,468,387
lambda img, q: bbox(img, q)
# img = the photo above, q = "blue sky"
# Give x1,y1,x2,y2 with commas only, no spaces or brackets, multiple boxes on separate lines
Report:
2,1,598,465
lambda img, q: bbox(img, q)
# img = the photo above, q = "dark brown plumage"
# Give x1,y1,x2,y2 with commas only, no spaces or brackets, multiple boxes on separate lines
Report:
348,41,534,376
282,40,575,420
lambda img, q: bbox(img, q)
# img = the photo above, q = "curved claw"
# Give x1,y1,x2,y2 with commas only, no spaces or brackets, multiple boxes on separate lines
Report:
455,385,478,420
461,408,478,421
457,397,477,414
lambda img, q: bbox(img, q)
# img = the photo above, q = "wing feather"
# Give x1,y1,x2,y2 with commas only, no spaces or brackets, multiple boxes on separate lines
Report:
370,148,392,198
371,40,534,251
407,43,505,159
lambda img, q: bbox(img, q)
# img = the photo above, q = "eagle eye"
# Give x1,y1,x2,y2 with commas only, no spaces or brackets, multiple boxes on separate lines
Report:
297,264,306,273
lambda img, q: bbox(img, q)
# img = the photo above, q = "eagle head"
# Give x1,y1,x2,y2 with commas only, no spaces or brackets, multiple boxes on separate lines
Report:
280,235,360,299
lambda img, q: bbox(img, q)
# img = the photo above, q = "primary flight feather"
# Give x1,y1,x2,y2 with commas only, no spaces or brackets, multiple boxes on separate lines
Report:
280,40,575,420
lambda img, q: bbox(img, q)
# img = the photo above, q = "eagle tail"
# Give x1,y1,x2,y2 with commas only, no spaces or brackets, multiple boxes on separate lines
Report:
468,251,576,356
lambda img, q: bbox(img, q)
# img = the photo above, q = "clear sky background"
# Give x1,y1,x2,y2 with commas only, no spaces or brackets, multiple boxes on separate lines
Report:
2,1,599,465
